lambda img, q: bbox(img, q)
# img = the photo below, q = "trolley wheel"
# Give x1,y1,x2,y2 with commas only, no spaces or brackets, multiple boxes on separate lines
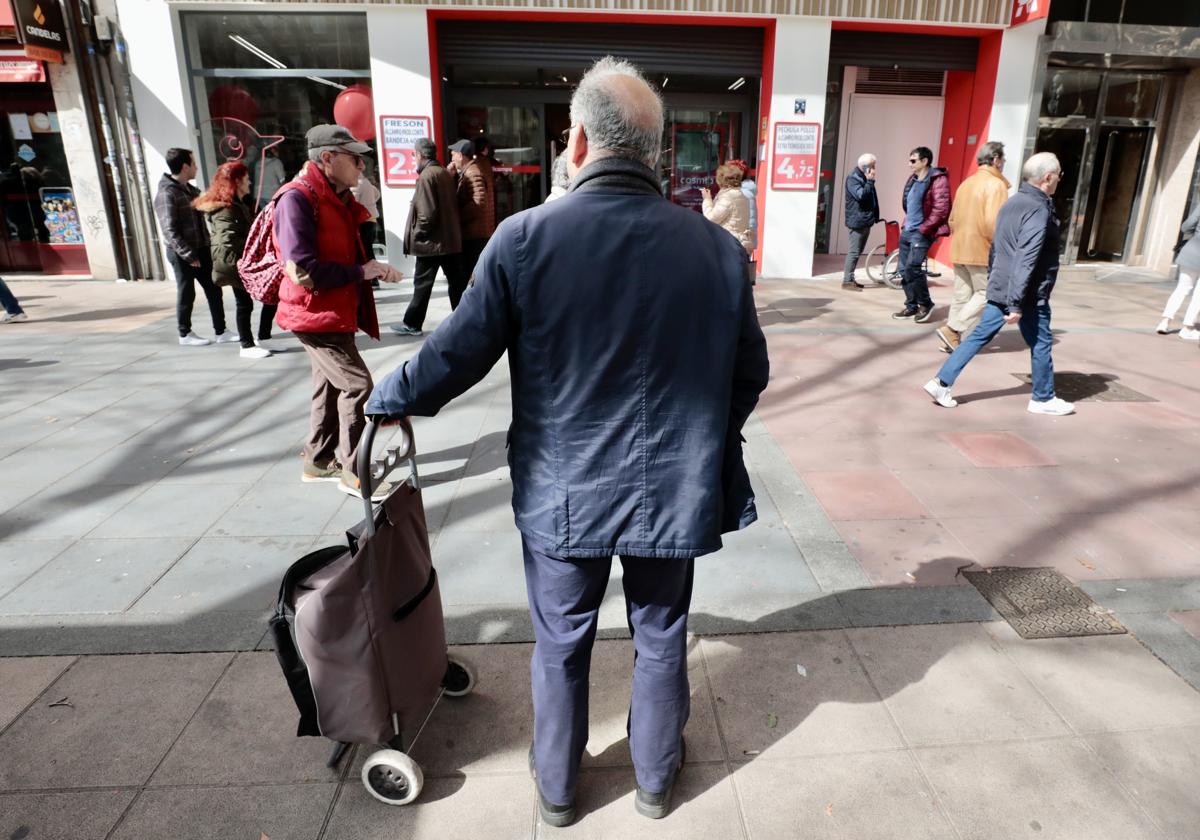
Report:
362,749,423,806
443,657,476,698
883,250,904,290
863,244,888,283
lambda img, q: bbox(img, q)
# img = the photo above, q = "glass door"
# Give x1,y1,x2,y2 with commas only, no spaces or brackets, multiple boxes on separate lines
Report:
662,109,742,212
1079,126,1153,260
454,104,544,222
1035,126,1090,257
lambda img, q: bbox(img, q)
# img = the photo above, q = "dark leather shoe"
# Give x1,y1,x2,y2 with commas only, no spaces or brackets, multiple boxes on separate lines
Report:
841,281,865,291
635,738,686,819
892,307,918,319
529,744,576,827
914,305,934,323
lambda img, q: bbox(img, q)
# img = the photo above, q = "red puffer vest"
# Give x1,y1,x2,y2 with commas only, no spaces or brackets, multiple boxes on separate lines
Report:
273,165,377,337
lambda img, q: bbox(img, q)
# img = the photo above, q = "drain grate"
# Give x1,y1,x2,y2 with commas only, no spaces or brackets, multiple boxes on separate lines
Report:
963,567,1126,639
1011,372,1156,403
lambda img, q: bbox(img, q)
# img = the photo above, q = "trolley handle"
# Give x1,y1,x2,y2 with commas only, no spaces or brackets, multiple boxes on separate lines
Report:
357,417,419,533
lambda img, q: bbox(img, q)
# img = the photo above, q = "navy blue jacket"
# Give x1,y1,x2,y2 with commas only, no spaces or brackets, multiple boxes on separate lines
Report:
986,182,1060,314
844,167,879,230
366,158,770,559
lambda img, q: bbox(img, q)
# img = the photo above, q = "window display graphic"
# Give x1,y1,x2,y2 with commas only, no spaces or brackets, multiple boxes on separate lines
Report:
39,187,84,244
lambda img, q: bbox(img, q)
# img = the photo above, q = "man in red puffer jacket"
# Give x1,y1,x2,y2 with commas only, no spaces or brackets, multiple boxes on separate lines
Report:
893,146,952,324
274,125,403,498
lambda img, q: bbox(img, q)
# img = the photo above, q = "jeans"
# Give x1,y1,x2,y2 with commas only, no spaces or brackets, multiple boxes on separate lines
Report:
843,227,870,284
937,301,1056,402
402,254,467,330
231,285,277,348
899,229,933,309
167,251,226,337
0,278,23,316
523,536,693,806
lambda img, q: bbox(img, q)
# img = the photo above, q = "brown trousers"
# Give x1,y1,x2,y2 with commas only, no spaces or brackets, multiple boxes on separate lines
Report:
295,331,373,478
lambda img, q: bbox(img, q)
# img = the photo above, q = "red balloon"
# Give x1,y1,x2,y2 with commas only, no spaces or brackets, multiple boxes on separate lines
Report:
208,85,258,126
334,85,375,142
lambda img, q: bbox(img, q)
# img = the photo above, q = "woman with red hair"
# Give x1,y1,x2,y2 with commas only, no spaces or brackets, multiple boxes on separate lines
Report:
194,161,280,358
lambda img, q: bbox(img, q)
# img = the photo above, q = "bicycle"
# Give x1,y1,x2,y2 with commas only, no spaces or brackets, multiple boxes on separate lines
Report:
863,219,941,290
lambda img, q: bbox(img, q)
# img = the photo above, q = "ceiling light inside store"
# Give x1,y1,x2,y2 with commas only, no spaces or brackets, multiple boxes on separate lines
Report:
728,77,746,91
228,34,347,91
559,75,569,83
662,76,669,88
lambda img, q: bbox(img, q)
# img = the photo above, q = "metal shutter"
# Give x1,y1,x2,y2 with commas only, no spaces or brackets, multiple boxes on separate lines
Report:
829,31,979,71
437,21,764,77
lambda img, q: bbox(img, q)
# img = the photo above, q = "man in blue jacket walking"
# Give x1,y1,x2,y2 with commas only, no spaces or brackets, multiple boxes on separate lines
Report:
923,152,1074,416
366,57,770,826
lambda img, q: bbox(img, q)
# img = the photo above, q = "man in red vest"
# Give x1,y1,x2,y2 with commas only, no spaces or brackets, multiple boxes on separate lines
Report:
274,125,402,497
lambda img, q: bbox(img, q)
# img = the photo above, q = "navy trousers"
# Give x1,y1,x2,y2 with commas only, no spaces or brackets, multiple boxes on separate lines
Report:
522,536,693,806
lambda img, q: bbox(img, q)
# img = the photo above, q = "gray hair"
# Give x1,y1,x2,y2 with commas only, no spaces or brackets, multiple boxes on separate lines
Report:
1023,151,1061,183
976,141,1005,167
308,146,340,164
569,57,664,169
857,153,876,169
551,155,570,190
414,138,437,162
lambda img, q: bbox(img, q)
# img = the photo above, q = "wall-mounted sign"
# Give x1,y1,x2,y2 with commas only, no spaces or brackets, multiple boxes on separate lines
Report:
1011,0,1049,26
794,98,806,115
40,187,84,245
0,48,45,83
379,115,431,187
11,0,69,63
771,122,820,191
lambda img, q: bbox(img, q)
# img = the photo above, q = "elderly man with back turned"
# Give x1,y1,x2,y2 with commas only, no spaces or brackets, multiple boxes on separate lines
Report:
923,152,1074,416
367,57,769,826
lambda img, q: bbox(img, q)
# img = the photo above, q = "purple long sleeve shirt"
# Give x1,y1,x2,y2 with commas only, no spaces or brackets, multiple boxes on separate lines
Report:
273,189,365,290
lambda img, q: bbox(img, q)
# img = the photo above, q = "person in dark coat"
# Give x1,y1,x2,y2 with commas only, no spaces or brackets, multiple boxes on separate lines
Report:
843,152,878,290
923,152,1075,416
194,161,280,358
390,138,464,337
366,57,770,827
893,146,952,322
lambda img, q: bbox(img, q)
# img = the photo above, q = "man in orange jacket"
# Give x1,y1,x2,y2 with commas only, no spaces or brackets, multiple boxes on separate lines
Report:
937,142,1011,352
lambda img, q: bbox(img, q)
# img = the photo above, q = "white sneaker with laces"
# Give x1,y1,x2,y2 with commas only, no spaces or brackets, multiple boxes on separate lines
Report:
923,379,957,408
239,345,272,359
213,331,240,344
1027,397,1075,416
1,311,28,323
1156,317,1171,334
1179,326,1200,341
179,331,211,346
256,338,287,352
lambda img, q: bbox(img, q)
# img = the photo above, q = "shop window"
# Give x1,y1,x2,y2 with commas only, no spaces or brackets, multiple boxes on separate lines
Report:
185,13,368,73
1041,69,1101,119
1103,75,1161,121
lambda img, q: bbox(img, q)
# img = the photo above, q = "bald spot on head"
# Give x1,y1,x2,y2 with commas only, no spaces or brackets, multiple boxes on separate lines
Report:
601,72,663,136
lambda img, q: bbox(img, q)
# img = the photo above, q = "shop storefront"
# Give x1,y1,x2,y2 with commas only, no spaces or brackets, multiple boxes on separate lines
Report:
119,0,1042,280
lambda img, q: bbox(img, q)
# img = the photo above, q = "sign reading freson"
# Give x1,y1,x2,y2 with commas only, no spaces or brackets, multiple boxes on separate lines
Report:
11,0,69,63
379,115,431,187
771,122,820,191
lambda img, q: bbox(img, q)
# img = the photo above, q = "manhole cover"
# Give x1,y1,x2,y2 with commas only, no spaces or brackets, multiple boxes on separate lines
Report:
1011,372,1155,402
963,567,1126,639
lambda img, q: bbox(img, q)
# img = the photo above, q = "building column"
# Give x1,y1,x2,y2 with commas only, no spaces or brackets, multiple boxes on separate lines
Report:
1144,68,1200,273
760,17,831,281
988,18,1046,175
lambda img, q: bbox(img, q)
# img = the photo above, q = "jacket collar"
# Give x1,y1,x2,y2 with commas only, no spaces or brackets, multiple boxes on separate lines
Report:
568,157,662,197
1018,181,1056,209
979,166,1012,189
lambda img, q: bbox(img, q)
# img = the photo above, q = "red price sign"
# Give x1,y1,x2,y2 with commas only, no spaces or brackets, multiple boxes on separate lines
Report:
1011,0,1049,25
379,115,431,187
771,122,820,191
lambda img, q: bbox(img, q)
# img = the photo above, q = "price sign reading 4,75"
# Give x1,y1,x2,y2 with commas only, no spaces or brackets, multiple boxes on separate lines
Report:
771,121,820,191
379,115,431,187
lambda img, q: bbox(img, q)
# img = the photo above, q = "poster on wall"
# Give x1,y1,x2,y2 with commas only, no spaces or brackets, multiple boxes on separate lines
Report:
379,115,431,187
771,122,820,191
40,187,84,245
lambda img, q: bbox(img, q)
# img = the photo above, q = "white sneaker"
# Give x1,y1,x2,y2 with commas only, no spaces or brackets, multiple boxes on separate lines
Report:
1028,397,1075,416
1156,317,1171,334
179,332,211,346
0,311,28,323
923,378,957,408
213,331,240,344
255,338,287,353
239,345,272,359
1179,327,1200,341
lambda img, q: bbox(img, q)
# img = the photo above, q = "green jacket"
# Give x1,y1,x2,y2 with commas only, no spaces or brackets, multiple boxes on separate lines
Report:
200,198,253,287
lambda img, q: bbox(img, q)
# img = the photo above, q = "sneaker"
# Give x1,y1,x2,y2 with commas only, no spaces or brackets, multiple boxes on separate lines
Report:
178,331,211,346
841,280,865,291
1180,327,1200,341
213,331,239,344
1027,397,1075,416
892,307,918,319
255,338,287,353
635,738,686,820
301,460,341,483
390,323,423,337
528,745,576,827
914,305,934,324
239,345,272,359
923,378,957,408
337,470,394,500
0,311,28,323
935,325,960,353
1156,317,1171,334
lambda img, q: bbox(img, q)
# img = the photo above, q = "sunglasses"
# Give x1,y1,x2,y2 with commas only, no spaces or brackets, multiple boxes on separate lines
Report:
908,158,920,164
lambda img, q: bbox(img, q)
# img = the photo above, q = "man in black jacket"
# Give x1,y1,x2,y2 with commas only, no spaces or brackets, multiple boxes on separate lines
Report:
152,147,233,347
843,152,878,290
367,57,769,826
923,152,1074,416
391,138,463,336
